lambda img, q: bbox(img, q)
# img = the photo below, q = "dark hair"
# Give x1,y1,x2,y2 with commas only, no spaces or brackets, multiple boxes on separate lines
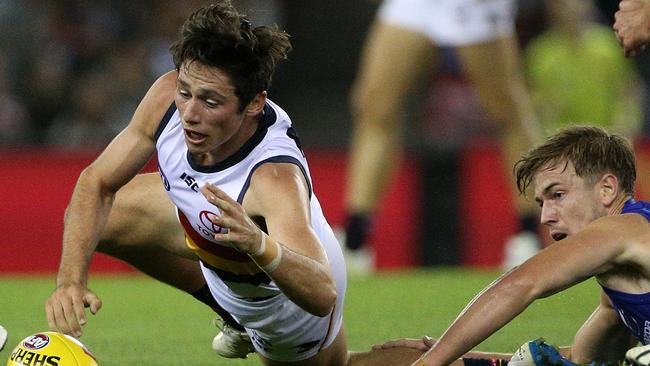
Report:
170,1,292,111
515,125,636,195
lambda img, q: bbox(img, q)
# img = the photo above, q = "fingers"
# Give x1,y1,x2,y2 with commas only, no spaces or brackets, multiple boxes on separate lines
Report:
45,300,58,332
83,292,102,315
619,0,640,12
201,183,236,211
200,183,260,253
45,285,101,338
422,335,436,348
46,293,81,337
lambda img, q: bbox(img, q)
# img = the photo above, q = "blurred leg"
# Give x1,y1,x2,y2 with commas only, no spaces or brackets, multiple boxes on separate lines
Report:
455,36,543,264
345,21,437,252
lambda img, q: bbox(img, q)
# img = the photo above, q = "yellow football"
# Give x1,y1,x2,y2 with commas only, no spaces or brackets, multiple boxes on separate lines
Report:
6,332,98,366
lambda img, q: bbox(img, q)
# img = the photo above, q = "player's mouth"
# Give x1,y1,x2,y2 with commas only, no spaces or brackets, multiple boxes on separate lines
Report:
551,232,567,241
184,129,208,145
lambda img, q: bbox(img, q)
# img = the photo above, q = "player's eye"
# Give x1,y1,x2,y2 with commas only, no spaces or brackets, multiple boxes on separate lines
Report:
205,99,219,108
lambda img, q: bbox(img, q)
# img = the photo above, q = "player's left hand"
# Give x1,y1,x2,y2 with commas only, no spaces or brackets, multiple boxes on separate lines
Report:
614,0,650,57
201,183,263,254
372,336,436,352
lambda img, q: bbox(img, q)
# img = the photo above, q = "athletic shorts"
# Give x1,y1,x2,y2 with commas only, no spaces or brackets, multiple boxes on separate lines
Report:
378,0,516,46
200,248,347,362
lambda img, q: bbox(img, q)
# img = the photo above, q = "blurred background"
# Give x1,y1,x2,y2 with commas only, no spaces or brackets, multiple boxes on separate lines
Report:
0,0,648,273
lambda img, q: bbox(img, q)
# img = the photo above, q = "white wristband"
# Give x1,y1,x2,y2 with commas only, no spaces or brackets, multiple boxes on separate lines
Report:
260,245,283,273
249,233,283,273
251,233,266,256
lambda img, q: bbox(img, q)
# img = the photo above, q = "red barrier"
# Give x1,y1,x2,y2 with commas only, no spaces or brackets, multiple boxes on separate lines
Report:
0,148,133,273
308,151,421,269
458,140,517,267
0,148,420,273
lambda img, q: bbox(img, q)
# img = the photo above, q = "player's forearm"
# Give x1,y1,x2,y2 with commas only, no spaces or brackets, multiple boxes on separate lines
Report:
56,169,116,286
251,236,337,317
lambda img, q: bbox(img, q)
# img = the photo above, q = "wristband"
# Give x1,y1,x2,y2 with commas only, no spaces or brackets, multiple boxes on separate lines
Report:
251,233,267,256
250,233,283,273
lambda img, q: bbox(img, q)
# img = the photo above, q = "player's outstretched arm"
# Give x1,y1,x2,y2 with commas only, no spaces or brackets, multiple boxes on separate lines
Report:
201,162,337,317
614,0,650,57
45,71,177,337
409,214,637,366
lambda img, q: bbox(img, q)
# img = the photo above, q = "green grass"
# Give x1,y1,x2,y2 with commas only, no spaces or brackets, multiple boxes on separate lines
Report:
0,268,600,365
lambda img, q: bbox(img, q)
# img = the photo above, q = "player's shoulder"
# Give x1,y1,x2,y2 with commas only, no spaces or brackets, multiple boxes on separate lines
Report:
131,70,178,136
594,212,650,234
147,71,178,105
245,162,309,212
250,162,305,189
595,213,650,254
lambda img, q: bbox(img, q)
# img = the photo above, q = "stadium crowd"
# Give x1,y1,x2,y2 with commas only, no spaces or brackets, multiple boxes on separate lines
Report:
0,1,284,147
0,0,643,149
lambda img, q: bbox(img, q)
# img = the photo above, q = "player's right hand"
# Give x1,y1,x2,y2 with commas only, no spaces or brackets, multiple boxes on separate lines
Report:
45,283,102,338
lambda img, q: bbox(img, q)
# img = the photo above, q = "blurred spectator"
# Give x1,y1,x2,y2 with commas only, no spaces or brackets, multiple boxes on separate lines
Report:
44,68,120,148
524,0,642,138
0,0,288,147
0,0,221,147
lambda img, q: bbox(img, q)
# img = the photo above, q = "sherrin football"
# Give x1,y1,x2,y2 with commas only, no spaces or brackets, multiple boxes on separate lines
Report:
6,332,98,366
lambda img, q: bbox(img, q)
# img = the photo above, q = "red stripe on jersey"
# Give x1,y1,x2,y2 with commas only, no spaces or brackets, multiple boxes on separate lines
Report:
178,209,250,262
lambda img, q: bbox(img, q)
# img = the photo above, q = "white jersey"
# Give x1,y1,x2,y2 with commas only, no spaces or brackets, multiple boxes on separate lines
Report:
155,99,346,362
379,0,516,46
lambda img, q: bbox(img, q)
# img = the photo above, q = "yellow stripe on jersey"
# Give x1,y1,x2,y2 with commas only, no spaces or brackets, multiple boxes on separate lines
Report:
185,234,264,275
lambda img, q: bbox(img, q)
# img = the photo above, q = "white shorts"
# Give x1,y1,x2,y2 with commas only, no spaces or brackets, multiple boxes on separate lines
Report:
378,0,516,46
200,239,347,362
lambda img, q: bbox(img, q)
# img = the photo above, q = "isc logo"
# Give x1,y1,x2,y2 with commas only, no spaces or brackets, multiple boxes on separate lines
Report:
180,172,199,192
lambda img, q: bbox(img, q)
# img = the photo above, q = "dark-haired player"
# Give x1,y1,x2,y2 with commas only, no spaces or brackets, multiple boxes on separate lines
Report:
44,1,423,365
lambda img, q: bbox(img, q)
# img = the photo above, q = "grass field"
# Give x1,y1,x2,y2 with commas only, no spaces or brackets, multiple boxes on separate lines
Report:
0,268,601,365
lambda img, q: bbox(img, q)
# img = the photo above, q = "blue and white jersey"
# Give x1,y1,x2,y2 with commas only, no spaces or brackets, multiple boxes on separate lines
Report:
154,99,346,361
602,199,650,345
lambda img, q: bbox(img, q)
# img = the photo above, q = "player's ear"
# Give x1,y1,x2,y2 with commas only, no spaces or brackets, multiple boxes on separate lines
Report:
245,91,267,116
598,173,618,206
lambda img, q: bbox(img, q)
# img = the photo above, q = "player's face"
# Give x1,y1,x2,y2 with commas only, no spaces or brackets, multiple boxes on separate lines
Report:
175,62,252,164
533,161,608,241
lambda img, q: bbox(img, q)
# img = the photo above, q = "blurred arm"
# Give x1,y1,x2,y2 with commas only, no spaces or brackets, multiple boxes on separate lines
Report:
614,0,650,57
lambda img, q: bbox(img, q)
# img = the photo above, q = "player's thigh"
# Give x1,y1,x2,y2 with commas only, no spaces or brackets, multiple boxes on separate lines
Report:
99,173,191,259
455,36,529,129
455,35,524,101
351,21,436,114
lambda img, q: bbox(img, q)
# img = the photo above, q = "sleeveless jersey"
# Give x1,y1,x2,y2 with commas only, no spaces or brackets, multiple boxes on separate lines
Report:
154,99,346,361
602,199,650,345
